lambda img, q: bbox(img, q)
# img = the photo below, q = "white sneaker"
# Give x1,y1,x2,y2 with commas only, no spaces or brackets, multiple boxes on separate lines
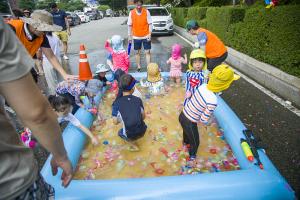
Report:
63,55,69,60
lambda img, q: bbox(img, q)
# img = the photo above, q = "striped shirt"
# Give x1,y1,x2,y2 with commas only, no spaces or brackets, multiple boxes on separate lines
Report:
184,70,205,105
183,84,217,124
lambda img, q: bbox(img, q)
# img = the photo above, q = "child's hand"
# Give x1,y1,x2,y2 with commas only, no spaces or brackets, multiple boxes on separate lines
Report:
91,137,99,146
106,81,112,85
185,91,192,99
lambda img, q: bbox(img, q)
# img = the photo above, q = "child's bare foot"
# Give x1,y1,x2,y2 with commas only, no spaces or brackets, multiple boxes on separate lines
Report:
128,145,139,152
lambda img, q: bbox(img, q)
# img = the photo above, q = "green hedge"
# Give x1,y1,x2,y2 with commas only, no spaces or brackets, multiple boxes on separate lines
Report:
206,7,245,44
171,5,300,77
171,8,188,28
227,6,300,76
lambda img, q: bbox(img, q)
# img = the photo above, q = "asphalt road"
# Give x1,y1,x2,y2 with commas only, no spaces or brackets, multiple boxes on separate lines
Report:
66,17,299,196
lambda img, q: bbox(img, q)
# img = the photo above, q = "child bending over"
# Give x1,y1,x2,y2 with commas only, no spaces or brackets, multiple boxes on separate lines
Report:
48,95,98,145
112,74,147,151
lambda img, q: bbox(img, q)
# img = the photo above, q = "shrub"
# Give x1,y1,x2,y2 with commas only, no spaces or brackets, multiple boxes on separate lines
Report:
206,7,245,44
186,7,208,21
172,5,300,77
228,6,300,76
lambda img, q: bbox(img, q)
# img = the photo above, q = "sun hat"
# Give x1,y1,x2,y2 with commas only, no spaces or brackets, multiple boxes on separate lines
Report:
188,49,207,71
95,64,109,74
21,10,62,32
207,64,240,93
147,63,161,83
85,79,103,94
186,20,199,31
171,44,182,60
111,35,125,52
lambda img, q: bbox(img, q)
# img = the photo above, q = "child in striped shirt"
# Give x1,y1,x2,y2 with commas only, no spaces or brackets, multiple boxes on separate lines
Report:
179,64,240,161
184,49,207,105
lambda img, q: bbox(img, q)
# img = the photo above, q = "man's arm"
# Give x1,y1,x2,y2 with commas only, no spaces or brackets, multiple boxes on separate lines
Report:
64,11,71,36
127,11,133,41
197,32,207,52
0,73,73,187
42,47,77,80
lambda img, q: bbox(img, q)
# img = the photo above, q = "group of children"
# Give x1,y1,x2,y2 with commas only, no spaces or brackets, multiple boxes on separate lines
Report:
26,32,240,162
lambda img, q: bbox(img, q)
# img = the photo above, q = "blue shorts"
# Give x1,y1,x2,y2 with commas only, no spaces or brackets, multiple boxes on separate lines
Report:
133,39,151,50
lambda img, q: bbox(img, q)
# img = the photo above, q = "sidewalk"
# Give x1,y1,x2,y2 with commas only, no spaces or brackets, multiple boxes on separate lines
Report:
174,25,300,108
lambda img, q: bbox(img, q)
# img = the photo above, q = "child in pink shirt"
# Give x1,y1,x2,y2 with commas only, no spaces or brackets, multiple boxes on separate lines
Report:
167,44,187,85
105,35,130,73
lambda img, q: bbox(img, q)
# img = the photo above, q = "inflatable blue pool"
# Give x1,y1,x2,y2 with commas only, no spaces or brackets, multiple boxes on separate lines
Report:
41,72,295,199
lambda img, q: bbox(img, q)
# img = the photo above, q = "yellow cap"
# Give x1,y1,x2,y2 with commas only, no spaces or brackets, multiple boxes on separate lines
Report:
207,64,240,92
147,63,161,83
188,49,207,71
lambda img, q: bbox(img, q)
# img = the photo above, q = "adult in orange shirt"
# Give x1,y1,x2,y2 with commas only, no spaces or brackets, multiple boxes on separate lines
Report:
186,20,228,72
8,10,76,81
127,0,152,72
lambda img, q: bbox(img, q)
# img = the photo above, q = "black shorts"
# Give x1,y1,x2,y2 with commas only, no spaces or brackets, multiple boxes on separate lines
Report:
207,52,228,71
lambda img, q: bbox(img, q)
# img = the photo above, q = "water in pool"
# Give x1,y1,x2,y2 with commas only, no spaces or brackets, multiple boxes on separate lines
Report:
74,82,240,180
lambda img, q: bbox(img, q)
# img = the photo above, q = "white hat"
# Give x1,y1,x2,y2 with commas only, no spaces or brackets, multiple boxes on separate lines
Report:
95,64,109,74
21,10,62,32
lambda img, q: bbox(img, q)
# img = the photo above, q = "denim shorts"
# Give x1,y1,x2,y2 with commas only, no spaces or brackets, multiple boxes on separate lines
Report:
133,39,151,50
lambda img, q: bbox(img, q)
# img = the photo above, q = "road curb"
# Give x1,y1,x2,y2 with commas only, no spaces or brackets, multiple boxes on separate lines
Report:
174,25,300,108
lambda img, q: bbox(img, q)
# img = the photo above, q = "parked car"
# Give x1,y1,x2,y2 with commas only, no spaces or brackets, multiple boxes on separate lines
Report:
85,11,96,20
85,10,101,20
147,6,174,35
77,12,90,23
99,11,104,19
66,12,81,26
0,13,12,23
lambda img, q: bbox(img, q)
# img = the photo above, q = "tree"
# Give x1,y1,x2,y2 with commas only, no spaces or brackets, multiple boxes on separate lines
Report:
98,4,110,11
18,0,35,10
0,0,9,13
36,0,55,10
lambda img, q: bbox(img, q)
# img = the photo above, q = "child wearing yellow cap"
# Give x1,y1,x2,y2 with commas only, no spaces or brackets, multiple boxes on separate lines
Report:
184,49,209,106
140,63,165,95
179,64,240,161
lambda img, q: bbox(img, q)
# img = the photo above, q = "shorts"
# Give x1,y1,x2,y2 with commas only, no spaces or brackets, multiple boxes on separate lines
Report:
207,52,228,72
15,173,55,200
54,30,68,42
118,127,146,141
133,39,151,51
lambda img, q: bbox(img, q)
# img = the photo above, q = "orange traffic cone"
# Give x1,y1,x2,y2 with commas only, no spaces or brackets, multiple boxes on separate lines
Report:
78,44,92,80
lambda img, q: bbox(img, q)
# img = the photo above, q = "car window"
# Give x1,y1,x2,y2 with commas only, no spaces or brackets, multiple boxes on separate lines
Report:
148,8,169,16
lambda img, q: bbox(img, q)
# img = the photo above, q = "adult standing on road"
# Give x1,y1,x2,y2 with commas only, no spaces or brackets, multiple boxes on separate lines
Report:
8,10,76,81
0,17,73,199
51,2,71,60
127,0,152,72
186,20,228,72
